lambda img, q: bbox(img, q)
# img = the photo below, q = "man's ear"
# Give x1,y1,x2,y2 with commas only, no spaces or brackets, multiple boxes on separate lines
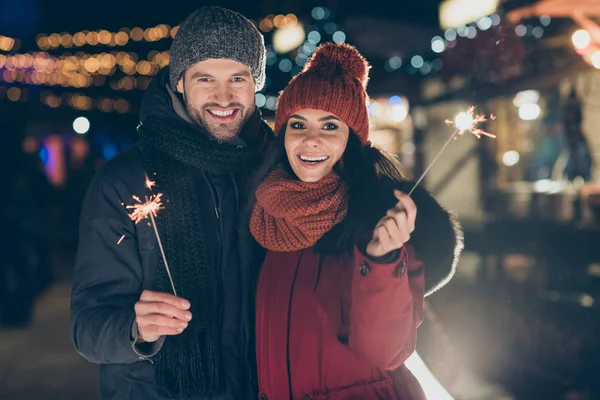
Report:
176,75,184,94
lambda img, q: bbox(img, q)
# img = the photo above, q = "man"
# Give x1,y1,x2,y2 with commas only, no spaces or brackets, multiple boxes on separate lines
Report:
70,6,272,400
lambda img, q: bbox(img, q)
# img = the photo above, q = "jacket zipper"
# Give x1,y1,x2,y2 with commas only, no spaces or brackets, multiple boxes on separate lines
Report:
203,171,224,332
286,250,304,399
203,171,221,220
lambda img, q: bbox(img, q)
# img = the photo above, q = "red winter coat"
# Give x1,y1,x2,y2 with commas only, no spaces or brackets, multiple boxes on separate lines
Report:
255,244,426,400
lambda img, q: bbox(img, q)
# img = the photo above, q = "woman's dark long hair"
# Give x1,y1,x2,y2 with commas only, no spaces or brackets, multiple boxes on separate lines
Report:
246,126,407,256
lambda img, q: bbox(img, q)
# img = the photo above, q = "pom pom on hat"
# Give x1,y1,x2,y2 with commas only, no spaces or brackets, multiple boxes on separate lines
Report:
304,43,370,88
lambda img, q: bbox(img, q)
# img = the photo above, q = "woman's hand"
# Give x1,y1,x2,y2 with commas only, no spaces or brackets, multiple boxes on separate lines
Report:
366,190,417,258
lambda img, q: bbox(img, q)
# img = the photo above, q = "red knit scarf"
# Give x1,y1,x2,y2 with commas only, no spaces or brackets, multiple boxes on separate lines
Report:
250,168,349,252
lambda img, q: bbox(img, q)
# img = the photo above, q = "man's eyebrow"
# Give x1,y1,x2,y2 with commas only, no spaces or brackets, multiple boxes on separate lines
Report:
190,71,213,79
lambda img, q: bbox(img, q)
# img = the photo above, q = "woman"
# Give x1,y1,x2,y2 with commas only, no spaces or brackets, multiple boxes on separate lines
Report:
249,43,462,399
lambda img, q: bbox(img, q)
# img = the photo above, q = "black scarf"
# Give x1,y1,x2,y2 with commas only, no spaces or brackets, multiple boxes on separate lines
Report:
137,109,268,398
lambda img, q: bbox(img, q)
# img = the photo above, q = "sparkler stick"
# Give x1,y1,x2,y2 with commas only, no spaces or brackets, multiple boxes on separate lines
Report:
408,106,496,196
408,128,461,196
148,211,177,297
125,178,177,296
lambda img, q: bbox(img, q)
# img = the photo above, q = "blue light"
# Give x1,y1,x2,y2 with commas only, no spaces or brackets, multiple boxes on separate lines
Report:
389,95,402,106
255,93,266,108
444,29,457,41
266,49,277,66
307,31,321,44
385,57,402,72
410,55,424,69
102,143,118,161
332,31,346,44
295,53,308,66
311,7,329,20
38,146,48,164
279,59,293,73
368,104,376,116
303,42,316,54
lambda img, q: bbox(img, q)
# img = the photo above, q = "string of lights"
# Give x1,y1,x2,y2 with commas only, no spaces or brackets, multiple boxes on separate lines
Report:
0,51,169,90
36,25,178,50
33,13,301,50
0,85,132,113
32,12,302,51
0,50,169,76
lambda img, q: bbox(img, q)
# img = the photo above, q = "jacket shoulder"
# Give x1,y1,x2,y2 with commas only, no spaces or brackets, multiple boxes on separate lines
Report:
83,143,147,209
96,143,146,183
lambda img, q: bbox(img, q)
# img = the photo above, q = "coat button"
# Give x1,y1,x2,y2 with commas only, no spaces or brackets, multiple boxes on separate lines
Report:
395,259,407,278
359,261,370,276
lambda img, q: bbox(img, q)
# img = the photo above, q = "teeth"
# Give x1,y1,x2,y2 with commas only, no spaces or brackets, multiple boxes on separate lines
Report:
209,109,234,117
300,155,328,162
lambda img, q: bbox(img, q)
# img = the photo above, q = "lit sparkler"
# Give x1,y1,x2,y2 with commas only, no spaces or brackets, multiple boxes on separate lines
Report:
125,182,177,296
408,107,496,196
127,194,164,224
444,106,496,139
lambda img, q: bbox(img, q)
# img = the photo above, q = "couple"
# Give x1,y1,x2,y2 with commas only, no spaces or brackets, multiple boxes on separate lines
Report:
70,6,462,400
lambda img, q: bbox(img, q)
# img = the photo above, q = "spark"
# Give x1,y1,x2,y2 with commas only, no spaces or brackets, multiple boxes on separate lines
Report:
444,106,497,139
126,193,164,224
145,174,156,190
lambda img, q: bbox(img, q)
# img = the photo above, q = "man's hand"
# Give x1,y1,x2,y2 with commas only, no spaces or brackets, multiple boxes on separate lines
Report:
366,190,417,258
134,290,192,343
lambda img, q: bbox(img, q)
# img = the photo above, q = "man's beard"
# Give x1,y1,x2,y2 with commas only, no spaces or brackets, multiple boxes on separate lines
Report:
186,102,250,142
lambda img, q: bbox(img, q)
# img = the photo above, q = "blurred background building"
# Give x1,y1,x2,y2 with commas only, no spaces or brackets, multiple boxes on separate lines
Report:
3,0,600,399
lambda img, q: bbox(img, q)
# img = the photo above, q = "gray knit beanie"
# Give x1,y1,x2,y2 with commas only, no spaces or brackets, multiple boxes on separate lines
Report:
169,6,266,91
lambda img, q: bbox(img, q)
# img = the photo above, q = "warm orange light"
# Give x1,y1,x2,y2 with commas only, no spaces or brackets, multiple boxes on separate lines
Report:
130,27,144,41
73,32,87,46
61,33,73,47
98,30,112,44
259,19,273,32
115,31,129,45
273,15,285,28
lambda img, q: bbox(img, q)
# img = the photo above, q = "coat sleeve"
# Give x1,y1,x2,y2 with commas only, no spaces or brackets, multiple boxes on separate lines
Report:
346,244,424,371
70,171,157,364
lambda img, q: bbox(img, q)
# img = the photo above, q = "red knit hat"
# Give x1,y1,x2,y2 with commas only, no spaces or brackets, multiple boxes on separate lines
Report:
275,42,371,145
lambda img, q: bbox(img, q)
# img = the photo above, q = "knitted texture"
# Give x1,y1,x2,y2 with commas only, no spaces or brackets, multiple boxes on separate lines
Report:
250,169,349,252
169,6,266,91
137,114,269,398
275,43,371,144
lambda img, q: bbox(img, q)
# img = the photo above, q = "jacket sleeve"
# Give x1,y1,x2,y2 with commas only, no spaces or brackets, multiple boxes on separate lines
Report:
347,244,424,371
70,171,156,364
